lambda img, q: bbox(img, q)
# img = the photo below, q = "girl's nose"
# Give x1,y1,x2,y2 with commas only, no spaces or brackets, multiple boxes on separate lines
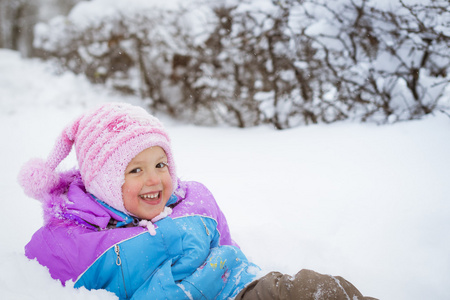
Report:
144,171,160,186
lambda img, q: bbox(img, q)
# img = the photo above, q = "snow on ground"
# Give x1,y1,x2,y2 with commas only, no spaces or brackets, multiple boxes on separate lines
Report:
0,49,449,300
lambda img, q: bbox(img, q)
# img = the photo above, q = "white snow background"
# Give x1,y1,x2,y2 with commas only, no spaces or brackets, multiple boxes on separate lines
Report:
0,46,449,300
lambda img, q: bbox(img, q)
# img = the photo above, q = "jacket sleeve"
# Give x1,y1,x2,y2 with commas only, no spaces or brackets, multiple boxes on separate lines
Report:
180,181,239,247
25,226,77,284
131,245,258,300
180,245,258,299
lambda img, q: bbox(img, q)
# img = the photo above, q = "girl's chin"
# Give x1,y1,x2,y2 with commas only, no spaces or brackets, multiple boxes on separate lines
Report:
142,206,166,220
131,197,169,220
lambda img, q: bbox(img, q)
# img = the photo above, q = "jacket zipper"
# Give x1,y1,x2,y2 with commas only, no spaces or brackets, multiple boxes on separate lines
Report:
114,244,128,299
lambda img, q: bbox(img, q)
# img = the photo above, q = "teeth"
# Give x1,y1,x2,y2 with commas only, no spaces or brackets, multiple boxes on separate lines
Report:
140,193,159,199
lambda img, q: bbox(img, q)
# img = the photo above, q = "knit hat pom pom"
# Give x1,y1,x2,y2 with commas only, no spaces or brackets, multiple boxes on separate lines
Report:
18,158,60,202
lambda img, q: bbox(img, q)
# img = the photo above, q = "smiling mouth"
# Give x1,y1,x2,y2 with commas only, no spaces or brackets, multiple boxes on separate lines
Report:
139,192,160,201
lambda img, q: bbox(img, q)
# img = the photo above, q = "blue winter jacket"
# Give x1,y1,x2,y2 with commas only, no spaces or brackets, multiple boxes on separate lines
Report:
25,171,259,299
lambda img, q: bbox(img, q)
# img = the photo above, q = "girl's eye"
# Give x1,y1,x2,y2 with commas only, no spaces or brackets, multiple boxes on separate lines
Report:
156,162,168,169
129,168,142,174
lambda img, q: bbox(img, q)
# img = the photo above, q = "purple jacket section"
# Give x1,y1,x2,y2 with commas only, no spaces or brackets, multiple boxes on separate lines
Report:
25,170,238,283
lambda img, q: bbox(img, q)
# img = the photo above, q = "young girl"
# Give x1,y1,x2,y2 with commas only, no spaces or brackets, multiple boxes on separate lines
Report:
19,103,374,299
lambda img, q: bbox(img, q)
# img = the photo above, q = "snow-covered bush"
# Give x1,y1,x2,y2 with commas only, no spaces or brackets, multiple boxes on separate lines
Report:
33,0,449,128
292,0,450,125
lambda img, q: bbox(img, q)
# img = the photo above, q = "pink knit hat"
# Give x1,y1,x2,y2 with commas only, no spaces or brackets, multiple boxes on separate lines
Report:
18,102,177,214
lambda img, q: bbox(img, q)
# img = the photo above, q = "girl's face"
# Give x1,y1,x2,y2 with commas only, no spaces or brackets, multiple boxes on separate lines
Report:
122,146,173,220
